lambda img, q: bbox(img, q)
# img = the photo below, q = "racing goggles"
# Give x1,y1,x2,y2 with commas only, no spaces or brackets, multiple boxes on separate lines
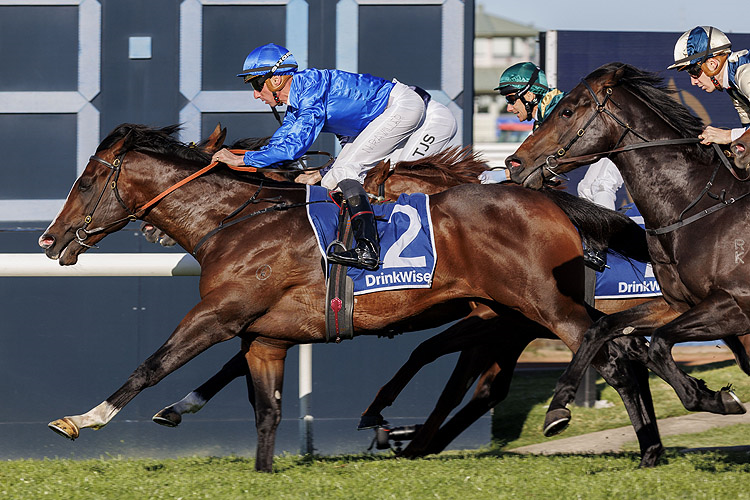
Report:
245,75,267,92
505,94,521,105
683,63,703,78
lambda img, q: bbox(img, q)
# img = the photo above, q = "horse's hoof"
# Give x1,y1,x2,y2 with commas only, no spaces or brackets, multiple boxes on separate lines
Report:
48,417,79,440
358,414,384,430
152,407,182,427
639,445,665,468
543,408,571,437
720,387,746,414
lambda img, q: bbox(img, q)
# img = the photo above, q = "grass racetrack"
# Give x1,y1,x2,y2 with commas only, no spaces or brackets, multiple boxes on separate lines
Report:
3,358,749,500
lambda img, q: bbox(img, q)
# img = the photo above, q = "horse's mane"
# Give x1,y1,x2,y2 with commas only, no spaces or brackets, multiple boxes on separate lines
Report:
97,124,212,165
97,124,298,185
392,146,488,184
229,136,271,151
589,63,706,138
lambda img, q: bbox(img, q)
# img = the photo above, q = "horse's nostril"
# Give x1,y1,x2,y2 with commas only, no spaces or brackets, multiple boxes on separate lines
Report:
505,156,522,169
736,144,747,154
39,234,55,248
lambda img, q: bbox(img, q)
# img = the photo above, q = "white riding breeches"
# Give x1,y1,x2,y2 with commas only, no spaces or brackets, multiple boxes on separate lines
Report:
576,158,623,210
386,99,458,164
321,82,457,189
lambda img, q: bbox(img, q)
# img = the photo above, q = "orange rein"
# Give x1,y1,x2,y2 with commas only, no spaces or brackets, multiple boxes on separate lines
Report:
135,149,253,215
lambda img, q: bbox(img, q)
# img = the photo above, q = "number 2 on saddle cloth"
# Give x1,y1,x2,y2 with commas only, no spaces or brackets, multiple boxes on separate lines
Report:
306,185,437,295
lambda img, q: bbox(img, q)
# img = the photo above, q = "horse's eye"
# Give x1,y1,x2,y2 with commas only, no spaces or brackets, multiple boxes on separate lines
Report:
77,178,92,192
561,109,573,118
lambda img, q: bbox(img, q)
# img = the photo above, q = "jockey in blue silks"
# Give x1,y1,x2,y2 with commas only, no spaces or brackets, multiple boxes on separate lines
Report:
212,43,457,271
668,26,750,150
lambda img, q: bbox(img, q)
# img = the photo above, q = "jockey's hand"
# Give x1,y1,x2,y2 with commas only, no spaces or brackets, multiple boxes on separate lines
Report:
212,148,246,167
699,126,732,145
295,170,323,185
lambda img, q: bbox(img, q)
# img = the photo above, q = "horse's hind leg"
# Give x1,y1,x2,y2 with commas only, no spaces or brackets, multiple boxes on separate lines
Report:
647,290,749,414
398,348,495,458
48,295,243,441
415,333,531,457
359,314,493,429
152,350,250,427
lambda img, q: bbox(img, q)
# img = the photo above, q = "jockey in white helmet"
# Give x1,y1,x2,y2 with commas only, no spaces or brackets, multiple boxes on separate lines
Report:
668,26,750,148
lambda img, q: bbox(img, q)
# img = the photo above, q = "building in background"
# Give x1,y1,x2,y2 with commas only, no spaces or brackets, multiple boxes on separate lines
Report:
473,4,539,165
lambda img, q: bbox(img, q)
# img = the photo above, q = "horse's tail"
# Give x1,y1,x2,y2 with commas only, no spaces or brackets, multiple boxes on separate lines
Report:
540,187,650,262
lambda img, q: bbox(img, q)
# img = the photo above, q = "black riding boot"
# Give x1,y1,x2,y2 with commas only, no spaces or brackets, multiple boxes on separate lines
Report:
327,180,380,271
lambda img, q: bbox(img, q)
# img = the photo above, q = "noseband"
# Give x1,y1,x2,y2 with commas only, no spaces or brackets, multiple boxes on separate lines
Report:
75,153,137,248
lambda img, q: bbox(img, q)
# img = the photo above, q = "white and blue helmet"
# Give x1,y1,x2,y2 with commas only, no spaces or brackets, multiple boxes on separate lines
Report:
668,26,732,70
237,43,298,84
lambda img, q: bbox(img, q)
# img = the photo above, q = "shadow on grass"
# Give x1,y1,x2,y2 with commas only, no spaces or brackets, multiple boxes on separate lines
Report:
491,368,563,447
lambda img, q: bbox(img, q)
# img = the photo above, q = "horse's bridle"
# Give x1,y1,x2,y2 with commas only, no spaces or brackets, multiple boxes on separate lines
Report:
524,77,750,235
525,78,702,184
75,148,336,251
74,152,137,248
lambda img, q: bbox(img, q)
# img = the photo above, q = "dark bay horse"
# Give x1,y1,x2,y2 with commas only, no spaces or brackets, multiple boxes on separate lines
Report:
40,124,662,471
731,128,750,170
507,62,750,435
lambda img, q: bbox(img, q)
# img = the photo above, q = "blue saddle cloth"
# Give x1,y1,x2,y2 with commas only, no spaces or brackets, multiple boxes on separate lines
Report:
306,185,437,295
595,204,662,299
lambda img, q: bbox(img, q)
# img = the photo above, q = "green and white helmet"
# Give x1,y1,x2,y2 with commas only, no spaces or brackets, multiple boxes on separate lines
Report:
495,62,550,96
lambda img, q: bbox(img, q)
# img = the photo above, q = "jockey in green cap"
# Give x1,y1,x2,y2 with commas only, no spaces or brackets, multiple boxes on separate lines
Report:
481,62,622,272
479,62,565,184
495,62,565,128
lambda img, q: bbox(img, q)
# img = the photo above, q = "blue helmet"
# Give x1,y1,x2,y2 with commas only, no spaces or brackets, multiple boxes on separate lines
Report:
237,43,298,82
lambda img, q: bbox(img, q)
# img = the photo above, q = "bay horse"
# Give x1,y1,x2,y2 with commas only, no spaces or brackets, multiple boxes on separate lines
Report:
507,62,750,436
150,147,660,459
40,123,663,471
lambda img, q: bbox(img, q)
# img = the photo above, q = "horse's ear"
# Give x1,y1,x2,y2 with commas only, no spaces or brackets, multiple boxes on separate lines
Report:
111,131,132,159
603,66,627,89
369,159,393,185
201,123,227,154
381,160,395,182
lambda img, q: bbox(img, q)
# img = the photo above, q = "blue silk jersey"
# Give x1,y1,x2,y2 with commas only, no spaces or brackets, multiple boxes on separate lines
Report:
243,69,395,167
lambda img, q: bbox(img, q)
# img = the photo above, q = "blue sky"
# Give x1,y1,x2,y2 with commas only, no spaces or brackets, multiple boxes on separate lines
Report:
479,0,749,34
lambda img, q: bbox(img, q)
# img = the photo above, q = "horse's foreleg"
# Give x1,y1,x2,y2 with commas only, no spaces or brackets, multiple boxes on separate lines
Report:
152,350,250,427
48,296,243,440
647,290,749,415
597,337,664,467
544,299,678,436
359,315,491,429
244,340,288,473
